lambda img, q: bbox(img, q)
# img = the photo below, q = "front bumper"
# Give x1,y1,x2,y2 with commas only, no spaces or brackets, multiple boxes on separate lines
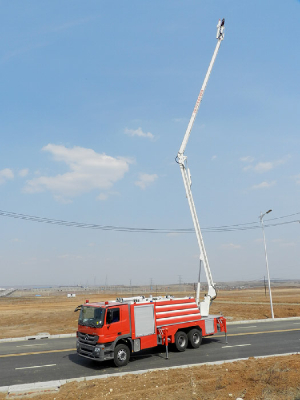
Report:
76,339,114,361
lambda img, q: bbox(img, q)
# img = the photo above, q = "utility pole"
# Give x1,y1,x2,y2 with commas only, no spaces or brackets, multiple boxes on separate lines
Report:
260,210,274,319
178,275,182,293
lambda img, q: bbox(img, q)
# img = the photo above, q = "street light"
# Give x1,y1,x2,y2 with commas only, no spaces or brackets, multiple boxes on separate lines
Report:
259,209,274,319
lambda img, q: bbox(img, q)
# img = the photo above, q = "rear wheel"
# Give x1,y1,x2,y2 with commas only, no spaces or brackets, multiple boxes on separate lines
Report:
175,331,188,352
114,343,130,367
188,328,202,348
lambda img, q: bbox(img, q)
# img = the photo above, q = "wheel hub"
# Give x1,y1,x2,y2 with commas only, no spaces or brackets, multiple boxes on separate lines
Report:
117,349,127,361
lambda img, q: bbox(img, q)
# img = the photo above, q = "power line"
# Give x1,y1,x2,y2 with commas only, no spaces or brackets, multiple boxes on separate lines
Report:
0,210,193,234
0,209,299,234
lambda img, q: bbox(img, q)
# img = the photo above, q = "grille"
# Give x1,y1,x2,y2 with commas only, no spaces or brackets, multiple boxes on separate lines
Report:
78,332,99,345
80,343,94,356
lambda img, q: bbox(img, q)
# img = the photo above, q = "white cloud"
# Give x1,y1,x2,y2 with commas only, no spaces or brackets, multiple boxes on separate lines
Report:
240,156,254,163
135,173,158,190
271,238,296,247
0,168,14,184
97,191,119,201
279,241,296,247
19,168,29,177
49,16,97,33
221,243,241,250
173,118,186,123
23,144,132,200
124,127,154,140
97,193,109,201
254,238,264,244
53,195,73,204
250,181,276,190
243,157,289,173
211,155,217,161
243,162,273,173
1,43,48,64
294,174,300,185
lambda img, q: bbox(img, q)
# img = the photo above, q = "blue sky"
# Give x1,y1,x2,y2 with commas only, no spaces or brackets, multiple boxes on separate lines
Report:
1,1,300,287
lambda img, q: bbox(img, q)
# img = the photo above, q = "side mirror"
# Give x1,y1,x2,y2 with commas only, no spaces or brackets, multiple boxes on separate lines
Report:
74,305,82,312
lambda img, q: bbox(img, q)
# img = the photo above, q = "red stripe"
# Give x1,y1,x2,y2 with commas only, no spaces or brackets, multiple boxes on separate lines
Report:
156,309,200,319
157,315,202,325
154,299,196,307
155,304,197,313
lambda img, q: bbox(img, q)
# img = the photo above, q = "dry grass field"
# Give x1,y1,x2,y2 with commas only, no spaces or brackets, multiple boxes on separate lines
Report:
0,287,300,399
0,287,299,339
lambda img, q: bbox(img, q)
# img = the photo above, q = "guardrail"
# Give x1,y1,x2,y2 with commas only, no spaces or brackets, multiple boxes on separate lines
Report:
0,288,16,297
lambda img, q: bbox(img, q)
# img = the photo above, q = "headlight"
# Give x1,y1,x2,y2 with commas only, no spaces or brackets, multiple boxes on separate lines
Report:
94,347,101,356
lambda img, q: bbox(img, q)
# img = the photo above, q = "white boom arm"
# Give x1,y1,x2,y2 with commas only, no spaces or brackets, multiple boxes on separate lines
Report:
176,19,225,316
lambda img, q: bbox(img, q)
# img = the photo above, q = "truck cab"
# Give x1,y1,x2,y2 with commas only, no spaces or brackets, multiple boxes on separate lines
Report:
76,301,131,364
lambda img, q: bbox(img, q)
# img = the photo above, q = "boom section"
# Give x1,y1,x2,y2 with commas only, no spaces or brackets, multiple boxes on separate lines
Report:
178,19,224,156
176,19,225,316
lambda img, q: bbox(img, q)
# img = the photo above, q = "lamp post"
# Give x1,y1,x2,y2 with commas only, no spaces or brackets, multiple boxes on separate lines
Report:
260,209,274,319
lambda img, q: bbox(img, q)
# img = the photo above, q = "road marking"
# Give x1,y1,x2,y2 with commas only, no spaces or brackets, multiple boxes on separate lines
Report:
222,344,251,348
16,344,45,348
214,328,300,338
238,326,257,329
293,323,300,325
1,327,300,358
0,349,76,358
15,364,56,370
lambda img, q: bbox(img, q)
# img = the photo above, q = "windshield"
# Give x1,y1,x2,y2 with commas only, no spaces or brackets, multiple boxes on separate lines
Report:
78,306,105,328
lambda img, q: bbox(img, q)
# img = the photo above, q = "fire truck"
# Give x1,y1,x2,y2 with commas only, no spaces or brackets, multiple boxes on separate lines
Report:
75,295,226,367
76,19,227,367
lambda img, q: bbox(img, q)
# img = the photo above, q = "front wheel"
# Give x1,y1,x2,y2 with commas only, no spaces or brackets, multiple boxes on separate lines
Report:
114,343,130,367
188,328,202,348
175,331,188,352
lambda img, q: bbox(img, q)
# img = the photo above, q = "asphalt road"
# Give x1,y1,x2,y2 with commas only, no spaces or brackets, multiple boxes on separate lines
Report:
1,319,300,387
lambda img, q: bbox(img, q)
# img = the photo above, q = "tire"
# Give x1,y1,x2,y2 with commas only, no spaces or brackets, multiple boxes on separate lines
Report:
114,343,130,367
188,328,202,348
175,331,188,352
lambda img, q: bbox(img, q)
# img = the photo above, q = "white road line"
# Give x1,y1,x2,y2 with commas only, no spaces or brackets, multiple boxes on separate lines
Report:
238,326,257,329
293,323,300,325
222,344,251,348
16,344,45,348
15,364,56,370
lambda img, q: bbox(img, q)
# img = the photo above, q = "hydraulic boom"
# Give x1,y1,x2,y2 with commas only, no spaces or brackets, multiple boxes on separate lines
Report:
176,19,225,316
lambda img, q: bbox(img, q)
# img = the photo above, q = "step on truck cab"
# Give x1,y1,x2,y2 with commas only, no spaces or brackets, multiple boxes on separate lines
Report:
75,295,227,367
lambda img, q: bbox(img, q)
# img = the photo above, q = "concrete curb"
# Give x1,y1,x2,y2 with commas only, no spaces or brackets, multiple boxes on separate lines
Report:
1,317,300,343
0,352,299,395
0,333,76,343
227,316,300,325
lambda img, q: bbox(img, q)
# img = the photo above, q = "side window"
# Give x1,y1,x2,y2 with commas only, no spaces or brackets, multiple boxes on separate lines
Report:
106,308,120,324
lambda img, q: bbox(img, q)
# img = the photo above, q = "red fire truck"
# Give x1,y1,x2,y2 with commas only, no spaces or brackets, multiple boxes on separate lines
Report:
75,295,227,367
76,19,227,368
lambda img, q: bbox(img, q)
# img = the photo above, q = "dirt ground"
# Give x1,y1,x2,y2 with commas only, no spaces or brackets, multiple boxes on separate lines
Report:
0,287,299,339
0,355,300,399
